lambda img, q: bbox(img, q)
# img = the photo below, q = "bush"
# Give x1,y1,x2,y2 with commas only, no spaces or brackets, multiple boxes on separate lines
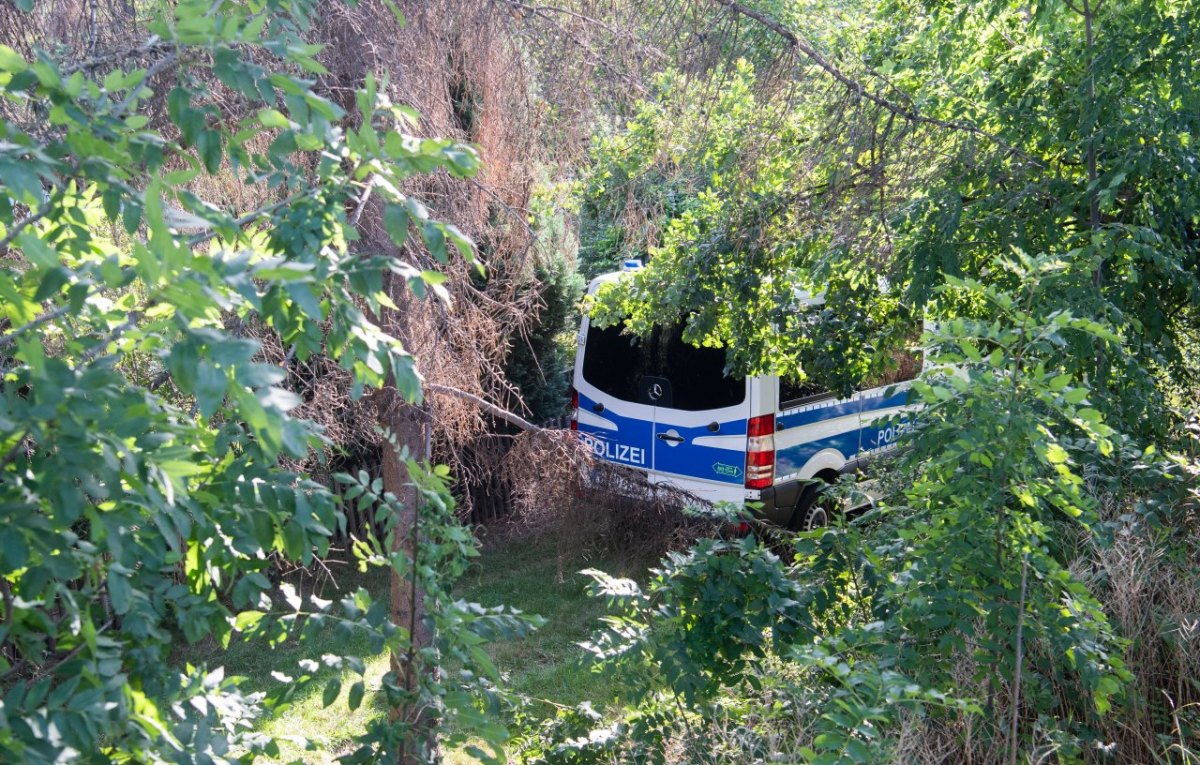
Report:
0,3,533,761
504,251,584,424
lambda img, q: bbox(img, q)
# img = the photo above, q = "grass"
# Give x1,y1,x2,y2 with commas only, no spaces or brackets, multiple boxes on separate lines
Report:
185,563,392,762
207,534,647,763
453,536,632,709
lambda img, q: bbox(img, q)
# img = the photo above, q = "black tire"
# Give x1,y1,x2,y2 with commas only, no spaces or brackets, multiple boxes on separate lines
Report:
798,500,830,531
792,482,840,529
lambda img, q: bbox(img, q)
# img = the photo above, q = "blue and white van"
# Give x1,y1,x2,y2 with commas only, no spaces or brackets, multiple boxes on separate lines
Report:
571,263,920,529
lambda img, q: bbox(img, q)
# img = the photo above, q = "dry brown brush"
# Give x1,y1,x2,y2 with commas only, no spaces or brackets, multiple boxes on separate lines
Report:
313,0,575,523
503,428,730,572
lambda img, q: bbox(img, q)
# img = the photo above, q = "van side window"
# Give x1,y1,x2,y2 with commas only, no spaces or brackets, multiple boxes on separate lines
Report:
779,377,831,409
857,348,923,392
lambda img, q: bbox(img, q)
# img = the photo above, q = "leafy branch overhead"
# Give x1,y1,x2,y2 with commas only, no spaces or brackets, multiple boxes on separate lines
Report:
580,0,1199,425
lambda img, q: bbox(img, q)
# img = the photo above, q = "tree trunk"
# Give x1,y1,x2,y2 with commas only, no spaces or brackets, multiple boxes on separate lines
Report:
381,397,437,764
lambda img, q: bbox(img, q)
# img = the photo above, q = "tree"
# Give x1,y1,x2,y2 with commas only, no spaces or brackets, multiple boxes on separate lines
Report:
0,2,534,762
582,0,1200,430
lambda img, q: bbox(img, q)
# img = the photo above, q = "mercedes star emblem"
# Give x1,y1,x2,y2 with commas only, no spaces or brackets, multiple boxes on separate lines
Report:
648,383,663,401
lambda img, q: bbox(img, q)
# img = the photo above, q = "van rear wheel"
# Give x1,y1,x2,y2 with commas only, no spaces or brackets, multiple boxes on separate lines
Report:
798,502,829,531
789,480,839,531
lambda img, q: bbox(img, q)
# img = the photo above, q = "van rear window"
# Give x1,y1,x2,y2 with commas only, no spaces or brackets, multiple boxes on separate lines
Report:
581,322,745,410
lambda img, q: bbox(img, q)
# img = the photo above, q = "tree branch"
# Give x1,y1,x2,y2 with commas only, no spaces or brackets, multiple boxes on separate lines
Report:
500,1,668,61
0,303,73,352
425,383,543,432
497,0,650,96
711,0,1038,163
0,430,30,471
0,621,110,683
62,36,173,75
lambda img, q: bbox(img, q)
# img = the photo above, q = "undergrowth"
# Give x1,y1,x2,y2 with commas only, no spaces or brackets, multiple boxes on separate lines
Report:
215,535,637,763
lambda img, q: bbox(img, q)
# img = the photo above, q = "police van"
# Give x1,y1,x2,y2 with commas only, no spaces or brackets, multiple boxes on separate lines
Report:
570,262,920,530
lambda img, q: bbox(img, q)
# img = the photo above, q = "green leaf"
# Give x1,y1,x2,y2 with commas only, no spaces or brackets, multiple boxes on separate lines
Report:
322,677,341,707
347,680,365,711
845,738,871,763
235,363,286,389
17,232,58,269
235,611,266,631
281,419,312,458
1064,388,1088,404
167,86,191,123
258,108,291,129
422,221,447,262
383,203,409,248
0,45,26,72
405,196,429,223
1048,374,1071,391
0,528,28,572
167,341,200,393
197,130,223,173
33,267,69,302
195,361,227,420
442,223,474,261
1044,443,1069,465
107,569,133,615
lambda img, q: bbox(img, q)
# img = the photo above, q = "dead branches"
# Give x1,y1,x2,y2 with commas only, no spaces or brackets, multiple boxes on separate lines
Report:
426,383,542,433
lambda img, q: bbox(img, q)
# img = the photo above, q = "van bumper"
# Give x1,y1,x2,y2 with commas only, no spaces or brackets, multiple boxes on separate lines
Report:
750,481,809,526
751,458,872,527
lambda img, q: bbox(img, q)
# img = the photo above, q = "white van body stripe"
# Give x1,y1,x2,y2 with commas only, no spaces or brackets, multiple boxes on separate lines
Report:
861,405,910,427
577,410,618,430
797,448,852,479
647,473,747,505
777,412,861,445
691,434,750,451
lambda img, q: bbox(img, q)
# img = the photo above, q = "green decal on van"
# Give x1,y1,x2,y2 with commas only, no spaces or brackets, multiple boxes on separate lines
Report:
712,462,743,479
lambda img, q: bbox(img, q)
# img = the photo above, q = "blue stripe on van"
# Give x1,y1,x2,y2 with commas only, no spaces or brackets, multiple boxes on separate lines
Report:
576,392,653,470
775,428,861,477
777,388,911,430
860,388,911,412
778,399,858,429
653,416,747,486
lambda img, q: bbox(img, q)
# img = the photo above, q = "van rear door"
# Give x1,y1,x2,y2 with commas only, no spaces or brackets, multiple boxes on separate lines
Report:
575,319,750,504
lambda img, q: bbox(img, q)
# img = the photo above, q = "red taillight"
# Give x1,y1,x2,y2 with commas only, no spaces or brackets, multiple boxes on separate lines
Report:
747,413,775,438
745,413,775,489
569,387,579,431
